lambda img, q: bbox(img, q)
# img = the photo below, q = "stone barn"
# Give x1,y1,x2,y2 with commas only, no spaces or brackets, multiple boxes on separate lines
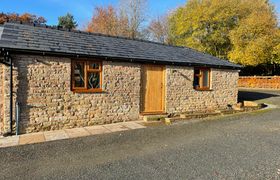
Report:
0,22,241,134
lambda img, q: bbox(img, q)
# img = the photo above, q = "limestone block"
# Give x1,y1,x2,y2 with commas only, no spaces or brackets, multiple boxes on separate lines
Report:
243,101,259,107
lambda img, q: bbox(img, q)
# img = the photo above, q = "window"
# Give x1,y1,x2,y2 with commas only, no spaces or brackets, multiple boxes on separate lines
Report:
71,60,102,92
194,68,211,90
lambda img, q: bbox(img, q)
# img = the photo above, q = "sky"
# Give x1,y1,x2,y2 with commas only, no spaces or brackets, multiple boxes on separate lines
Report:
0,0,186,29
0,0,279,29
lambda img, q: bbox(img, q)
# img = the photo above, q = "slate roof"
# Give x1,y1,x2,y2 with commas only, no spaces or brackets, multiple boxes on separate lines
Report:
0,22,241,69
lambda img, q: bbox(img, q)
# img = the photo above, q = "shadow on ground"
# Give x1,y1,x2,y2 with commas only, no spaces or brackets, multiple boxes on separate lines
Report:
238,90,279,102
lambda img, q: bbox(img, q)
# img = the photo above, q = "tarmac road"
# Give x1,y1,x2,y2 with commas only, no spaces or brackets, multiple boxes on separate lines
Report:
0,89,280,180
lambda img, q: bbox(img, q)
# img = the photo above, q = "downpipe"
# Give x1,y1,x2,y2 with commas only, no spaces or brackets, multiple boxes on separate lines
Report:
15,102,20,135
9,57,13,134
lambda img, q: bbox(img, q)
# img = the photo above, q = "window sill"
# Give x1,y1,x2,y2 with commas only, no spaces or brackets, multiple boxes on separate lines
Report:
72,89,105,93
194,88,213,91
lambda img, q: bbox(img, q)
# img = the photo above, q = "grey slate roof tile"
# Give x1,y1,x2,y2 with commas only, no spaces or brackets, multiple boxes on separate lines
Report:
0,22,241,69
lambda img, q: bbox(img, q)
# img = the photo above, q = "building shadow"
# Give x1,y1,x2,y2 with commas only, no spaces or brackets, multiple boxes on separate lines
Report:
238,90,279,102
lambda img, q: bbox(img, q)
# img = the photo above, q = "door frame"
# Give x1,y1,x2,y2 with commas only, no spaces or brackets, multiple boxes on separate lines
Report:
140,64,166,115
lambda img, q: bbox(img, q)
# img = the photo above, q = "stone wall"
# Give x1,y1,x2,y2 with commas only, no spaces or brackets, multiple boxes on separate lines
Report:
6,55,141,133
238,76,280,89
166,66,239,114
1,54,239,134
0,62,10,135
1,61,18,134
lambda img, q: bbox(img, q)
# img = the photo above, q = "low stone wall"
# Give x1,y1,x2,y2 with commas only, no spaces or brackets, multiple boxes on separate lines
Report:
238,76,280,89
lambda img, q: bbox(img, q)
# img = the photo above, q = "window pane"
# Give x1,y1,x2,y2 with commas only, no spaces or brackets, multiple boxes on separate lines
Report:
194,69,200,88
194,76,200,87
73,62,85,87
88,72,100,89
202,70,209,87
89,62,100,70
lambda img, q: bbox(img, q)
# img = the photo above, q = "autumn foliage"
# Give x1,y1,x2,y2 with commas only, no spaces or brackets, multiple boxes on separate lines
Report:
228,5,279,66
86,0,147,39
168,0,280,66
86,6,130,37
0,12,46,24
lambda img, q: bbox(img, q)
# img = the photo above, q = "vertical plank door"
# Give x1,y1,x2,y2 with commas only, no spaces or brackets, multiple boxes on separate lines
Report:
142,64,165,114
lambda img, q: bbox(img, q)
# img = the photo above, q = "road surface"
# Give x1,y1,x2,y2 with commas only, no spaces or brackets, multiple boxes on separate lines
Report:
1,89,280,179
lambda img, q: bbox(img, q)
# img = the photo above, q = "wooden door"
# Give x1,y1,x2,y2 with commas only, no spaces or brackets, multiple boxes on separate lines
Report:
141,64,165,114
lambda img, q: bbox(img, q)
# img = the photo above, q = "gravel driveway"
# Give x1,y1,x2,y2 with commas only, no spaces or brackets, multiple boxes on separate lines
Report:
0,89,280,180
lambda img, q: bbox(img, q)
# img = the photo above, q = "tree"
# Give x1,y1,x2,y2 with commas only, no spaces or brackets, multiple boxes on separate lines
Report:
86,6,130,37
229,6,279,66
169,0,246,59
146,16,170,44
272,29,280,63
19,13,46,24
0,12,46,24
120,0,147,39
168,0,279,65
58,13,77,29
86,0,147,39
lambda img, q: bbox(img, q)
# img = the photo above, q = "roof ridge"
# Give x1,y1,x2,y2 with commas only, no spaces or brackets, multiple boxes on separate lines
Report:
4,21,189,49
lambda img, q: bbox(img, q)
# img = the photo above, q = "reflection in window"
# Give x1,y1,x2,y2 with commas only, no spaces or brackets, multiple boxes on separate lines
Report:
72,60,102,92
89,63,100,70
73,62,85,88
88,72,100,89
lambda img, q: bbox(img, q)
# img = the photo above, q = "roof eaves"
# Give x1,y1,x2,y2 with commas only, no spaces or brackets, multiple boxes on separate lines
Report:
0,47,242,70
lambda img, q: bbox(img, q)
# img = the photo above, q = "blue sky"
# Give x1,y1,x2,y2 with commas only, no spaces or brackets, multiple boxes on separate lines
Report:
0,0,279,29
